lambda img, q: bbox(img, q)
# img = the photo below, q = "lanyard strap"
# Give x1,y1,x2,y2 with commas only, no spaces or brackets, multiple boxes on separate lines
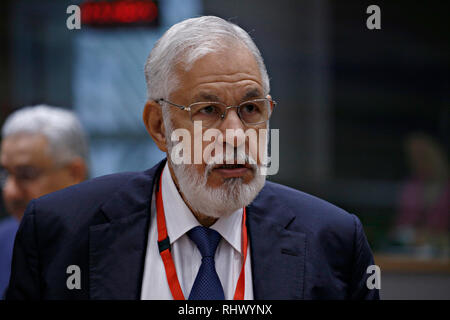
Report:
156,170,248,300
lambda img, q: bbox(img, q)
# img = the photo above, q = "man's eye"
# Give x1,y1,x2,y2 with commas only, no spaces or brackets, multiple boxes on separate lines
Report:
241,104,259,113
199,105,217,114
16,167,41,181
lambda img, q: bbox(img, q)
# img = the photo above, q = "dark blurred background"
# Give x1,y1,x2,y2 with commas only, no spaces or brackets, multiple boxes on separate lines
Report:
0,0,448,299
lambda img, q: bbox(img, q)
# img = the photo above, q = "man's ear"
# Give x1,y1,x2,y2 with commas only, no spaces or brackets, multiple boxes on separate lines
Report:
66,157,88,183
143,100,168,152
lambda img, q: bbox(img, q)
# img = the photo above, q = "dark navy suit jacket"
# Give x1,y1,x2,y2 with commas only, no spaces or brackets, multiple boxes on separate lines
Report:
0,217,19,299
6,159,379,300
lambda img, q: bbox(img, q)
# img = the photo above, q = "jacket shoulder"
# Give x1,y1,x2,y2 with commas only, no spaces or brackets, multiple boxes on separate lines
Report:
27,170,154,238
35,171,143,213
253,181,378,299
255,181,355,229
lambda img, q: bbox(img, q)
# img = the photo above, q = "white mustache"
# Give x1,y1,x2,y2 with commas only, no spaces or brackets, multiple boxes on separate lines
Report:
205,149,258,175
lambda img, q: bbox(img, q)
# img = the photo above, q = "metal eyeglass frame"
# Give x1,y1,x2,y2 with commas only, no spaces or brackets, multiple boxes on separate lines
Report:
157,98,277,127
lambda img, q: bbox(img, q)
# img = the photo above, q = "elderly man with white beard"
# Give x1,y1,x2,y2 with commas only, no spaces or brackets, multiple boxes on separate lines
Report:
6,16,379,300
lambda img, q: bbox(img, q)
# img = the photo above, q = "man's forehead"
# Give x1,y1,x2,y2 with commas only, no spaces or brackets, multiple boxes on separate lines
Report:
175,46,262,84
1,133,51,166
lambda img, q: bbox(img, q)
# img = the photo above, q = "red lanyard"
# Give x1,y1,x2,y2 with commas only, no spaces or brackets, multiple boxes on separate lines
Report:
156,170,248,300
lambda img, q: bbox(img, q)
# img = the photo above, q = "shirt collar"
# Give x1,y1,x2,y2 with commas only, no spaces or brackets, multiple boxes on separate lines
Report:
161,162,199,245
161,162,244,254
210,208,243,254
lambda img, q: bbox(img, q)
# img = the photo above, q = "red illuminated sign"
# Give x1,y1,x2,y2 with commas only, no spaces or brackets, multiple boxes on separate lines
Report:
81,0,159,26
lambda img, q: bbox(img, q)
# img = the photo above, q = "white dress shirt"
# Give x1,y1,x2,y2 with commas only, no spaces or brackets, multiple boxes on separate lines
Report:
140,162,254,300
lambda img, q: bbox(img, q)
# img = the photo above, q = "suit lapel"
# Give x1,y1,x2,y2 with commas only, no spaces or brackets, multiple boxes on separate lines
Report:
89,160,165,299
247,196,306,300
89,210,149,299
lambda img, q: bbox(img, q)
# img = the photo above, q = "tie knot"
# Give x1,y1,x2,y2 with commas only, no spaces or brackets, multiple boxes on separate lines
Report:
188,226,222,258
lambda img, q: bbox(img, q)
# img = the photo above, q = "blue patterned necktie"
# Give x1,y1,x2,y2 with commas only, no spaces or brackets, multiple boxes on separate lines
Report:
187,226,225,300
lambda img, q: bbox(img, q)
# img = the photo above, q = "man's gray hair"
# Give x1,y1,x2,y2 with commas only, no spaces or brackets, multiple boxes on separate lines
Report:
2,105,89,166
144,15,270,101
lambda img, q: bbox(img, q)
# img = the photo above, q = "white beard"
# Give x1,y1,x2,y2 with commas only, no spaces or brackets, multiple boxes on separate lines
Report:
164,114,267,218
170,153,266,218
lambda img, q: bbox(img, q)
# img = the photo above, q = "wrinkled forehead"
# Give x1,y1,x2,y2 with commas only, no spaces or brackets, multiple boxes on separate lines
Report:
179,37,247,70
177,39,257,71
171,45,263,100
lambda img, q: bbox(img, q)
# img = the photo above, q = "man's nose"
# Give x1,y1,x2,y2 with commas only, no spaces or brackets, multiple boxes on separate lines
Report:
217,108,246,148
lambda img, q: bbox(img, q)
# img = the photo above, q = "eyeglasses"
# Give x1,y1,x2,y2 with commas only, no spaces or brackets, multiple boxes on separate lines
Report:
0,166,54,188
158,98,276,128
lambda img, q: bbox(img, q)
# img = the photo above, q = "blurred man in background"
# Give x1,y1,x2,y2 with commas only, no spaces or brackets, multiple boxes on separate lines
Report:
0,105,89,298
